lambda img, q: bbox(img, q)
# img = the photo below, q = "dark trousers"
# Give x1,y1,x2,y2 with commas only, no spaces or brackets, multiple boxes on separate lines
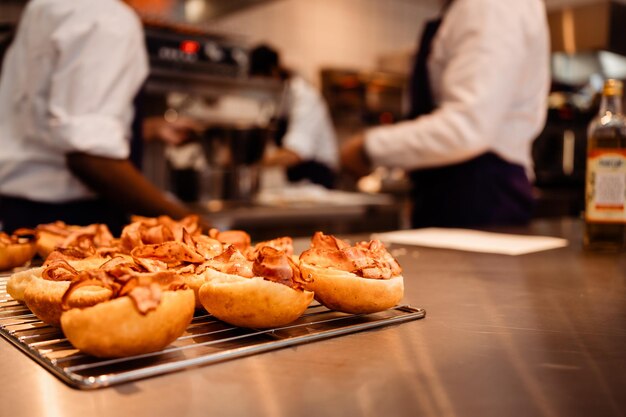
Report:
409,152,534,228
287,160,336,189
0,196,127,235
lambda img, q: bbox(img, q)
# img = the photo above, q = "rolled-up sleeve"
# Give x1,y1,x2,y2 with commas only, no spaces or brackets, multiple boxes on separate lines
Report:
45,11,148,158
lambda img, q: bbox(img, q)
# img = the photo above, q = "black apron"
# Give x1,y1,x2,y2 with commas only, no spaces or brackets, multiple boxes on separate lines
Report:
407,17,534,228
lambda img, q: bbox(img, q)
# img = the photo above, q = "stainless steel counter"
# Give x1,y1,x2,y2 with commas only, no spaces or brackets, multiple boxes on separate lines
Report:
1,217,625,417
192,195,405,240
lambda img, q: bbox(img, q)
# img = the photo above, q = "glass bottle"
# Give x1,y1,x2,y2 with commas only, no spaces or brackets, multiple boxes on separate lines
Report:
584,79,626,251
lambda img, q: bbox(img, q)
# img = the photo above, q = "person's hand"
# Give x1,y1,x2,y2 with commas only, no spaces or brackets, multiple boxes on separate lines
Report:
143,116,203,146
340,132,373,178
262,147,302,168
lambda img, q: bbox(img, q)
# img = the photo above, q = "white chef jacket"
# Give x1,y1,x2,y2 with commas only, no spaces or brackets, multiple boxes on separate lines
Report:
280,76,339,170
0,0,148,203
364,0,550,175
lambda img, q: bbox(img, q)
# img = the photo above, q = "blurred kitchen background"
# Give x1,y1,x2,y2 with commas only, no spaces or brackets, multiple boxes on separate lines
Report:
2,0,626,237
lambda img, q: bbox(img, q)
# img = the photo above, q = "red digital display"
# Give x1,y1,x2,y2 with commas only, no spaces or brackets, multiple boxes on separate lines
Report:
180,40,200,54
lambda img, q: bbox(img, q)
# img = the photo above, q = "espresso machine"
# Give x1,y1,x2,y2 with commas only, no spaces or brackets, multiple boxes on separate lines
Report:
141,24,282,203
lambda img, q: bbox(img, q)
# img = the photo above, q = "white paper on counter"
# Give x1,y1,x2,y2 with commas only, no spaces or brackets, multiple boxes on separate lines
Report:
256,183,393,207
372,228,568,255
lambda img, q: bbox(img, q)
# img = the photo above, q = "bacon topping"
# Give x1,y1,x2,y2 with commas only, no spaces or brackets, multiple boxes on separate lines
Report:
120,215,201,252
198,245,254,277
130,241,205,266
36,221,74,237
252,246,310,290
54,258,187,315
128,283,162,314
45,247,96,263
310,231,350,250
355,239,402,276
38,223,118,263
192,235,224,259
300,233,401,279
208,229,251,252
246,237,294,261
42,260,80,281
60,224,115,250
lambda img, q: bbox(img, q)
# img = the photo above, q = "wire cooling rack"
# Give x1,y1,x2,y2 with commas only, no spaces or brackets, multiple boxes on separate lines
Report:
0,273,425,389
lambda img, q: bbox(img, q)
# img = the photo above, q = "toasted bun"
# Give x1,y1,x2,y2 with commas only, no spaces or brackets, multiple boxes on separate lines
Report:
5,257,110,305
180,273,207,308
299,262,404,314
61,290,195,358
6,266,46,302
36,231,65,259
198,269,313,328
0,242,37,271
23,279,112,326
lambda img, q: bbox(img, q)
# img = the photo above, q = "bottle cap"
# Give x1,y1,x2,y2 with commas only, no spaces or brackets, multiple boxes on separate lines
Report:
603,79,623,97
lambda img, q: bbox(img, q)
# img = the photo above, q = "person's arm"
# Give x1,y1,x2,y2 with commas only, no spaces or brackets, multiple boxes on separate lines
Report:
263,147,302,168
66,153,192,219
349,0,545,172
143,116,203,146
340,133,372,178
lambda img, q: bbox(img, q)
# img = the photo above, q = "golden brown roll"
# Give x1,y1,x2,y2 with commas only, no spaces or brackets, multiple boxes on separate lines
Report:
0,230,37,272
199,269,313,329
6,256,110,304
185,244,253,310
0,241,37,271
17,257,113,324
23,279,112,326
61,289,194,358
179,273,207,309
299,262,404,314
5,266,45,302
298,232,404,314
35,221,80,258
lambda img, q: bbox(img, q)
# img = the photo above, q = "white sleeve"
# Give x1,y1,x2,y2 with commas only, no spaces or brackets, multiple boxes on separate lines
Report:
365,0,530,170
45,12,148,158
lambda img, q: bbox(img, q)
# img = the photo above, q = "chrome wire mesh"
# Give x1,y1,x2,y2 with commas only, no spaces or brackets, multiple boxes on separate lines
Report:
0,273,425,389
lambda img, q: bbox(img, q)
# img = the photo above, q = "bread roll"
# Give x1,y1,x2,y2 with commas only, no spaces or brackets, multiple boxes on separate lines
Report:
36,230,66,259
6,257,110,303
61,289,194,357
0,241,37,271
198,269,313,328
23,278,112,326
6,266,45,302
299,262,404,314
180,273,207,308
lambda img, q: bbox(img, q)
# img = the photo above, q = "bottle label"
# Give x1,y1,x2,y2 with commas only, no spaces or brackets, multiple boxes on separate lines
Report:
586,149,626,223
